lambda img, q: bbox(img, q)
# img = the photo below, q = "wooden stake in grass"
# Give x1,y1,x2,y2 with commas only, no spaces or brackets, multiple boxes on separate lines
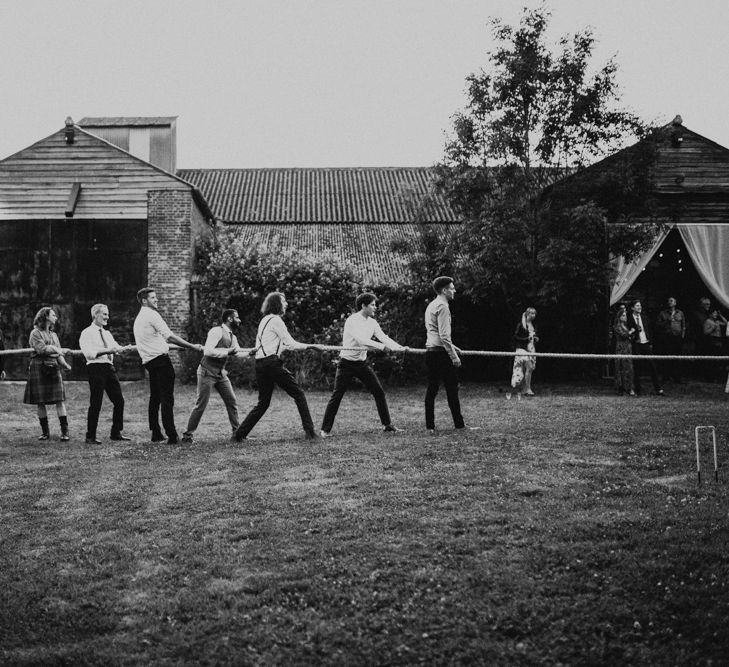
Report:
695,425,718,484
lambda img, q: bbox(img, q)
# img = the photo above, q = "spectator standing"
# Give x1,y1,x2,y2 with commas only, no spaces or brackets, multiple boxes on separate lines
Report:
703,308,728,382
627,300,663,396
79,304,132,444
133,287,203,444
655,296,686,383
507,307,539,400
613,306,635,396
23,307,73,440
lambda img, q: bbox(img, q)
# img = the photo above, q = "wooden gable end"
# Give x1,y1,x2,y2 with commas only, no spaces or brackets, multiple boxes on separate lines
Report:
653,128,729,195
0,128,190,220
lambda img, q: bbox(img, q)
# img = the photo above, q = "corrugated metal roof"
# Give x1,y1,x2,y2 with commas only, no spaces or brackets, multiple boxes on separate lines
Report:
177,168,458,223
78,117,177,127
227,222,455,285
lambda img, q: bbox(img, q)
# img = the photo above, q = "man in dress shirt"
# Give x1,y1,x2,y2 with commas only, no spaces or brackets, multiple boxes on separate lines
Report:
424,276,478,431
320,293,408,437
655,296,686,383
627,299,663,396
182,309,250,443
79,303,132,444
133,287,203,444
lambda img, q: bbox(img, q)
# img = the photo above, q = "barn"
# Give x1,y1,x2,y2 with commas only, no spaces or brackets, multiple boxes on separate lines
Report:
0,117,214,379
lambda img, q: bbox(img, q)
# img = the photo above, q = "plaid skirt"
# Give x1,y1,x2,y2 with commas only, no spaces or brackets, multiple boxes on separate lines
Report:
23,358,66,405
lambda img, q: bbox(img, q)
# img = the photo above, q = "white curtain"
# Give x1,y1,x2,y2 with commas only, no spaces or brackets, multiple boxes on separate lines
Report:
609,226,672,305
679,225,729,309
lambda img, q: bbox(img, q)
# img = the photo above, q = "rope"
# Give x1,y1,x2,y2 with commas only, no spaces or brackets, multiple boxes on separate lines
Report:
1,344,728,362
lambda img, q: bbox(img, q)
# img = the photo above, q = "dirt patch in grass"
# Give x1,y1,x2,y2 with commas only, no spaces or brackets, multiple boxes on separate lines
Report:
2,380,729,664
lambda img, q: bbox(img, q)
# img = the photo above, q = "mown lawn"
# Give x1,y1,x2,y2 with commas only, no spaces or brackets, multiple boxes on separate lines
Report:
1,379,728,665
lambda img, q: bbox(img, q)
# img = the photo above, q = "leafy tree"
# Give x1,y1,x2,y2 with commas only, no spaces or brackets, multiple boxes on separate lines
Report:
434,5,663,350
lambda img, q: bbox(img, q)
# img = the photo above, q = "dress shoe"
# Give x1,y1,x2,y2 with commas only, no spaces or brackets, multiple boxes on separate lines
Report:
110,433,131,441
150,431,165,443
181,432,194,443
383,424,403,433
320,430,333,438
85,437,101,445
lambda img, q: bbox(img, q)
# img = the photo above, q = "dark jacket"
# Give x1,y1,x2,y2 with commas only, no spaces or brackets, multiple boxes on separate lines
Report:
627,312,653,346
513,322,537,350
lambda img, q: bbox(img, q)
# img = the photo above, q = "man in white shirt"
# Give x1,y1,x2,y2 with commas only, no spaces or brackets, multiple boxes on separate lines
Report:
79,303,133,444
320,293,408,436
182,309,251,443
133,287,203,444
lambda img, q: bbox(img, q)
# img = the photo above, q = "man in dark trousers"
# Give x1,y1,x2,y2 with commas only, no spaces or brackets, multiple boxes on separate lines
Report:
627,299,663,396
79,304,132,444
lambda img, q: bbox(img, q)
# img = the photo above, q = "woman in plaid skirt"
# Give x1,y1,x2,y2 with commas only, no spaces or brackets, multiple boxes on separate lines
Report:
23,307,72,440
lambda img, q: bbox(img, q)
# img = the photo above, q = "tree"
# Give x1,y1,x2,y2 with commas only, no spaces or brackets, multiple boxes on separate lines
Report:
434,5,663,351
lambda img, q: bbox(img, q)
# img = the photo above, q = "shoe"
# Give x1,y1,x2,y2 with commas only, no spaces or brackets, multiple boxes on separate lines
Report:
320,430,333,438
426,428,436,435
166,437,179,445
524,390,535,396
305,431,319,440
629,390,636,396
85,437,101,445
60,433,70,442
181,433,194,443
38,434,50,441
657,389,664,396
110,433,131,441
457,425,481,431
151,431,165,443
505,392,511,400
383,425,403,433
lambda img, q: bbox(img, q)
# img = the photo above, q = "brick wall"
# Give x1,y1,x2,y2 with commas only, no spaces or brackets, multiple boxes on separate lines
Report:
146,189,196,368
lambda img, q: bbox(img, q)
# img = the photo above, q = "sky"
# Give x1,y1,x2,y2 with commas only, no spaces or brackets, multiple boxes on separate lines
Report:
1,0,728,169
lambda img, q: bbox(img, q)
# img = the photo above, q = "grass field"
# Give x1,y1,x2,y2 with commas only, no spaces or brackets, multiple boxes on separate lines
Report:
2,378,729,665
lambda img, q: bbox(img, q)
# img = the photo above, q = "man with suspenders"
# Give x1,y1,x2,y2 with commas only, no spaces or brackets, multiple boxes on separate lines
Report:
181,309,248,443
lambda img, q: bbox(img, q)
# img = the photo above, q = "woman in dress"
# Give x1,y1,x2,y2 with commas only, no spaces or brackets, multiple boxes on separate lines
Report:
23,307,73,440
613,306,636,396
507,307,538,400
233,292,321,441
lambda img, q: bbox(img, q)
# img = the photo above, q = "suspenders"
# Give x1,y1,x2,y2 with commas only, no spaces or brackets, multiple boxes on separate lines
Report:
256,315,282,357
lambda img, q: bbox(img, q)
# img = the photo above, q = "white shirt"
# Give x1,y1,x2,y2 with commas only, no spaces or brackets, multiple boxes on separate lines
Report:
79,324,119,365
425,295,459,362
255,315,306,360
635,314,648,344
133,306,173,364
340,311,401,362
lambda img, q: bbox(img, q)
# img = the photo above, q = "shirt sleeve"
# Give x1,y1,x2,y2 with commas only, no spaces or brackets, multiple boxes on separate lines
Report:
79,328,97,361
274,316,307,351
150,310,173,340
372,321,401,350
29,329,59,356
436,303,458,361
203,327,229,358
346,317,385,351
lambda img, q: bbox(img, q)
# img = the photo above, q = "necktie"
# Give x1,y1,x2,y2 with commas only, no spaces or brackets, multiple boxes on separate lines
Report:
100,327,112,359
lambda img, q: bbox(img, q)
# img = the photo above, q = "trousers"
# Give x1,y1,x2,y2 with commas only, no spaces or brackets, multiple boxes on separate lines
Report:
144,354,177,438
424,348,464,429
185,368,239,434
321,359,391,432
86,363,124,439
235,356,314,439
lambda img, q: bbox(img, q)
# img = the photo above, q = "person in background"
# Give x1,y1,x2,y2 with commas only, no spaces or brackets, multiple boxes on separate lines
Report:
79,303,133,445
627,299,663,396
320,292,408,437
655,296,686,384
613,306,635,396
133,287,203,444
424,276,479,432
182,308,250,443
234,292,322,442
507,307,539,400
0,328,6,381
703,307,727,382
23,307,73,440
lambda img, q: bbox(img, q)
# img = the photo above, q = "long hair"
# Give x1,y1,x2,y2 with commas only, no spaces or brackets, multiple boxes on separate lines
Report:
33,306,55,330
261,292,285,316
521,307,537,331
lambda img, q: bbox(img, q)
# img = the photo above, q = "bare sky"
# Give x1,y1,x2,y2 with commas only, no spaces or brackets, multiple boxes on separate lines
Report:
1,0,727,168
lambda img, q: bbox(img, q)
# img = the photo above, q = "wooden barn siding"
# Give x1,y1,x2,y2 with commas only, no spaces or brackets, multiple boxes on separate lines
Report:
0,128,189,220
653,131,729,194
